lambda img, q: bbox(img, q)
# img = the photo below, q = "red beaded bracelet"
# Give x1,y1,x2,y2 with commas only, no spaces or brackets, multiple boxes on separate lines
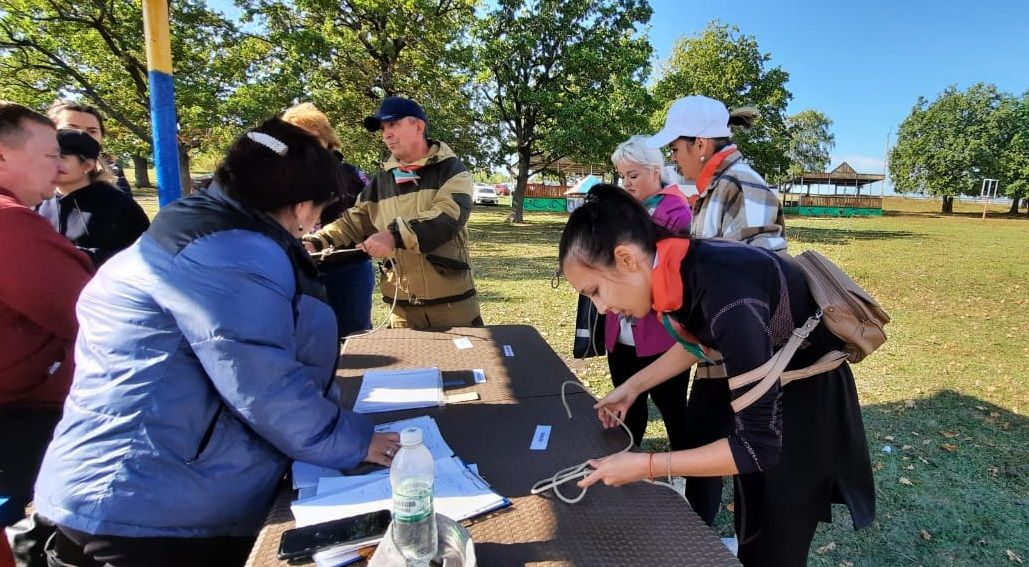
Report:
648,452,655,480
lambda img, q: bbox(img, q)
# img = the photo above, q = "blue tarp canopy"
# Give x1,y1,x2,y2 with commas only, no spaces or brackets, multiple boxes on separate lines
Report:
564,174,601,195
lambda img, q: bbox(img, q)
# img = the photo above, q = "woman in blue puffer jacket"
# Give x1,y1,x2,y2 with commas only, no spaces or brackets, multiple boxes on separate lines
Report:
34,119,400,567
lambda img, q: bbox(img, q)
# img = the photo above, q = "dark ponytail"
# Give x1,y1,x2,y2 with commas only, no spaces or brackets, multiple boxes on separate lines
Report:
558,184,670,271
727,107,759,130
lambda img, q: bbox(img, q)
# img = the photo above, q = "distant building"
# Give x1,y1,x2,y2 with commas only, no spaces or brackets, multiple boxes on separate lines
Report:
783,162,885,217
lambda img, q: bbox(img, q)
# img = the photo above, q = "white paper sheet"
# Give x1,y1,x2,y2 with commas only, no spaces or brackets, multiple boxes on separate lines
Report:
315,469,389,498
373,415,454,462
353,367,443,414
294,416,454,497
291,457,507,528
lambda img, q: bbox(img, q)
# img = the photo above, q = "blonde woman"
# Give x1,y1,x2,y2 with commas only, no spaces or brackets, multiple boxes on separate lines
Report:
602,136,692,458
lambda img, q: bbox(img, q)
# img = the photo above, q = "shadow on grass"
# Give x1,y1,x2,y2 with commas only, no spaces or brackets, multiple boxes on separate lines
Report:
637,388,1028,565
883,209,1029,221
468,211,566,248
787,226,918,245
817,389,1026,566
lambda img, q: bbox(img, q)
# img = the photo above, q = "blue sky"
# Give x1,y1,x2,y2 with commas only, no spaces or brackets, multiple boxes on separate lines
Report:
207,0,1028,185
647,0,1029,182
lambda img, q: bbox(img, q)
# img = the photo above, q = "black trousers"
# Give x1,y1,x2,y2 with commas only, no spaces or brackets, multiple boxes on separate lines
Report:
606,342,690,450
733,474,821,567
47,525,254,567
683,378,731,526
0,408,62,526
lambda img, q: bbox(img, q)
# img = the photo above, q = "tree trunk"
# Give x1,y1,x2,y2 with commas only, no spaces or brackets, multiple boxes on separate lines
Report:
509,147,531,223
941,195,954,214
131,154,152,188
1024,198,1029,216
1009,196,1020,214
178,146,193,195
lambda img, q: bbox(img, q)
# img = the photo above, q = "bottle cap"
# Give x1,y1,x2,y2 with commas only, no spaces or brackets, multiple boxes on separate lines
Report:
400,427,422,447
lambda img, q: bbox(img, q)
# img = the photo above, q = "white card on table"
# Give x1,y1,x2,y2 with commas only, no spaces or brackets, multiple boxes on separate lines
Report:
530,425,551,450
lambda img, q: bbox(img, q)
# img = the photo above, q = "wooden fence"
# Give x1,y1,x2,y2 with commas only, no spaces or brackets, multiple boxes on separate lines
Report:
784,195,883,209
524,184,569,198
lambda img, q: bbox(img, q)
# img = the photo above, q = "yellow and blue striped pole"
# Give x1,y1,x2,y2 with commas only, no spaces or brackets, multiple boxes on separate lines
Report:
142,0,181,206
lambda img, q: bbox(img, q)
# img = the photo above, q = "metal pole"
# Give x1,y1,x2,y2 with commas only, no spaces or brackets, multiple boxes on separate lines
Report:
142,0,181,207
881,128,891,199
982,179,989,220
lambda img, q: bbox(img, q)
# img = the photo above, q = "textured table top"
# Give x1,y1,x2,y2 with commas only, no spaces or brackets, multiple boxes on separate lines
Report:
246,325,740,567
336,325,585,405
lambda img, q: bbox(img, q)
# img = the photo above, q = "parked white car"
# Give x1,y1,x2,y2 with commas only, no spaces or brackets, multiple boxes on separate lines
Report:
473,184,499,205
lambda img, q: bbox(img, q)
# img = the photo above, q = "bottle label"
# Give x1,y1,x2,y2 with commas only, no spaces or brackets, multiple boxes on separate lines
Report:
393,480,433,523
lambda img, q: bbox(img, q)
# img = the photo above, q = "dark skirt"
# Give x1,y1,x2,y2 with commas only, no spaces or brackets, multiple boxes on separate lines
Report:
735,362,875,567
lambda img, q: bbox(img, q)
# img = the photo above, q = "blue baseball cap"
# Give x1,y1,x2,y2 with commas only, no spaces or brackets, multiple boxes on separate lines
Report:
363,96,428,132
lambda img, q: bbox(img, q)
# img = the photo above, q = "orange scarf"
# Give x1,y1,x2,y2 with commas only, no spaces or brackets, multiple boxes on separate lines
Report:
692,144,738,206
651,238,710,361
652,238,691,313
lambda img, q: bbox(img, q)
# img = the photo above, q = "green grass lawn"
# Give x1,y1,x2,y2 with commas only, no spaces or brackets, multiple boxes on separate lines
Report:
133,190,1027,565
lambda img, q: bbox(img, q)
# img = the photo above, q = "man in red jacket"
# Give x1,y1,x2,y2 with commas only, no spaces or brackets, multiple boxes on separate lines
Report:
0,102,93,530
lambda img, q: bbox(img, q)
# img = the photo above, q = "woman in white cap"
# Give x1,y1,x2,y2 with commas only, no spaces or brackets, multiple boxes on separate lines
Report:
647,95,786,251
645,96,789,528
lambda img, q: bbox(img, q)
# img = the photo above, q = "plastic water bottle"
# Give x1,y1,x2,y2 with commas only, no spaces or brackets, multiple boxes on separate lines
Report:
390,427,437,566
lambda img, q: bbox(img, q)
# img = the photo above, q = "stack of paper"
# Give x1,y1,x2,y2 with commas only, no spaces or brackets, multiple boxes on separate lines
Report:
290,415,455,494
374,415,454,459
353,367,444,414
291,456,508,528
288,415,506,564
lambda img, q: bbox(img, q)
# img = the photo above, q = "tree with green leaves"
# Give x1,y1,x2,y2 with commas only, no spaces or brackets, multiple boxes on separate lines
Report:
652,21,792,180
997,93,1029,215
890,83,1010,214
0,0,243,192
237,0,492,174
473,0,654,222
783,109,834,188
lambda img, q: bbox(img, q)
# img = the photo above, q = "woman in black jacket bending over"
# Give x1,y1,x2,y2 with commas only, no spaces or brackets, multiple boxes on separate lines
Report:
561,184,874,567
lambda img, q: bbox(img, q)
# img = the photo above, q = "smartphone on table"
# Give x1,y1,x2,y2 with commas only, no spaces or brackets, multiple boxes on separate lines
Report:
277,509,392,561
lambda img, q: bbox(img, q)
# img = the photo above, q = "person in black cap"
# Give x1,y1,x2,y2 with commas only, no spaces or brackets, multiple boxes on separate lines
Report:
304,96,481,329
47,101,133,196
36,129,149,267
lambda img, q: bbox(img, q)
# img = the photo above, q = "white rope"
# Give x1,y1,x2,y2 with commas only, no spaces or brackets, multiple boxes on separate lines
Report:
308,247,361,260
340,253,405,340
530,381,687,504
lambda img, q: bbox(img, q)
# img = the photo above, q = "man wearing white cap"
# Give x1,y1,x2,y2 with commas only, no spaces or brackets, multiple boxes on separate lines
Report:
648,95,786,251
645,95,787,531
